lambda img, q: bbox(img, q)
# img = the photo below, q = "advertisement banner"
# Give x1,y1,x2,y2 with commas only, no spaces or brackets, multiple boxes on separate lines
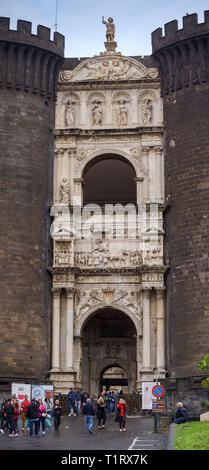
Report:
31,384,54,405
11,383,31,406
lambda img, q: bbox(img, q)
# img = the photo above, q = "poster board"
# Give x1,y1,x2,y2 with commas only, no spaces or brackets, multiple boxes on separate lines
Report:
31,384,54,405
142,382,156,409
11,383,31,406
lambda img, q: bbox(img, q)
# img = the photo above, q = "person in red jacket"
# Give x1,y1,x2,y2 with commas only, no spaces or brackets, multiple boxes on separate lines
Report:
21,395,31,431
117,398,127,431
13,399,20,436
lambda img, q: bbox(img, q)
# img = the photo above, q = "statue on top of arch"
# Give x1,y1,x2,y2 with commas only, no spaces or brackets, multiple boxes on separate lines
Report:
102,16,117,53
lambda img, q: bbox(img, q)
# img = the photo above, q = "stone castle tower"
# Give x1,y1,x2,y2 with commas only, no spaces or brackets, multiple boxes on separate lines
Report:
0,12,209,410
0,18,64,384
152,11,209,407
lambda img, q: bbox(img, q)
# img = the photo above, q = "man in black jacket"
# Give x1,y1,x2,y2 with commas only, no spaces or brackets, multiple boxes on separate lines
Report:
83,398,94,433
26,399,40,435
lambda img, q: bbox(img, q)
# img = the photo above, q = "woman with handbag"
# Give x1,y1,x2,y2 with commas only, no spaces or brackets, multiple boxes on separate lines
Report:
96,397,106,430
45,397,53,428
38,399,47,435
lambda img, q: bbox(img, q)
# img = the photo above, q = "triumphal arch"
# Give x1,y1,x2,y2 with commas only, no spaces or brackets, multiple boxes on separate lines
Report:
49,19,166,395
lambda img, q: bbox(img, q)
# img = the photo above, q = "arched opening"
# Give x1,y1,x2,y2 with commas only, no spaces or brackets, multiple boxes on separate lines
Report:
100,365,128,393
82,154,136,206
81,307,137,395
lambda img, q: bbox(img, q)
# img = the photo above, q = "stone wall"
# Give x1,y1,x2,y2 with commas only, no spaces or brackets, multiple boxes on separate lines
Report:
0,18,64,383
152,12,209,383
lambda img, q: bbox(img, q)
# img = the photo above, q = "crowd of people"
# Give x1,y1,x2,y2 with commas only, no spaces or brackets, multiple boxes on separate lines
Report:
0,389,128,437
67,388,128,433
0,394,62,437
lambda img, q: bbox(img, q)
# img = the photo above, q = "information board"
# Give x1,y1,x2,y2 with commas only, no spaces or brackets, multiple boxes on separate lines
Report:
142,382,156,409
11,383,31,406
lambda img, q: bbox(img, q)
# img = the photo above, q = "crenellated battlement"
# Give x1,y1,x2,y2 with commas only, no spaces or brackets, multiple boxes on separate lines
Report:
0,17,64,55
151,10,209,95
0,17,64,98
152,10,209,52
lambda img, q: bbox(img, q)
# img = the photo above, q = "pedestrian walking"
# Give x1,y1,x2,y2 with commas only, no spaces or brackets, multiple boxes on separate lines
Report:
38,399,47,434
82,390,90,404
174,402,188,424
45,397,53,428
75,388,83,415
6,398,16,437
92,394,98,414
21,394,30,431
96,397,106,430
0,400,7,432
68,388,76,416
1,399,15,435
116,398,127,432
26,399,40,436
83,398,94,434
53,399,62,431
13,399,20,436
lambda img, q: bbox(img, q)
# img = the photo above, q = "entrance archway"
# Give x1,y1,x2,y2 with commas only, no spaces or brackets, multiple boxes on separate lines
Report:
100,365,128,393
81,307,137,395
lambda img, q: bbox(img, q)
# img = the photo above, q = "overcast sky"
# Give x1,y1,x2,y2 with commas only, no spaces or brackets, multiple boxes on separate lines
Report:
0,0,208,57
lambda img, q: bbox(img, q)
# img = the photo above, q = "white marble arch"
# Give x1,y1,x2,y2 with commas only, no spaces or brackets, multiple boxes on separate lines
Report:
74,303,142,338
76,148,139,179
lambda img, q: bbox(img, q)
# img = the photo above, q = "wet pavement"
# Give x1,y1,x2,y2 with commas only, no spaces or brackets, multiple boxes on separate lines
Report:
0,415,168,451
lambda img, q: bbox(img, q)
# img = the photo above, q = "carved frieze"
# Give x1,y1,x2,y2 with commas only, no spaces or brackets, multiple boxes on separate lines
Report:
74,249,143,268
75,287,141,318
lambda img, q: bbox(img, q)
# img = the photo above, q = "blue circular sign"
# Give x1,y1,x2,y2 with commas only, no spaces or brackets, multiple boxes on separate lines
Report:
152,385,165,398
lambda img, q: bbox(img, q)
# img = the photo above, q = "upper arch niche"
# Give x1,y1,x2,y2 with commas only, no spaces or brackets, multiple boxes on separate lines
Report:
82,153,136,205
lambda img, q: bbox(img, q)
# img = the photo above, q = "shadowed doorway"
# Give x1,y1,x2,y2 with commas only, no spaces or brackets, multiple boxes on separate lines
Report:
81,307,137,395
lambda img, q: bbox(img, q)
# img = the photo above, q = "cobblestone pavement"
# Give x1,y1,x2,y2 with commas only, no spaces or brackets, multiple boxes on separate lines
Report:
0,415,168,450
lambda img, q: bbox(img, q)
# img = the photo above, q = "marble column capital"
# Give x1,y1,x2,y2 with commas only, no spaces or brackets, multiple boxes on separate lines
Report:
155,286,166,298
52,287,61,297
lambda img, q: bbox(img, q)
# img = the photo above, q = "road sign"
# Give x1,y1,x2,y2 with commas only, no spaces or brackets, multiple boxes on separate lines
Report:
152,399,165,413
152,384,165,398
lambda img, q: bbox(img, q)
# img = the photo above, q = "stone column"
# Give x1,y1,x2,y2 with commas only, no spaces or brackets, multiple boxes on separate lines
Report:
141,147,150,202
105,91,112,126
131,89,138,125
80,92,87,127
142,287,152,371
135,176,144,205
155,287,166,372
136,335,143,392
51,287,61,371
65,288,75,371
68,148,76,204
54,148,64,203
154,146,163,202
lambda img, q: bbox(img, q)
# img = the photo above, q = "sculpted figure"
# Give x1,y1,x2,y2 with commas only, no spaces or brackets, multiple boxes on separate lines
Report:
92,102,102,125
60,178,70,203
117,101,127,126
65,100,75,127
102,16,115,42
142,99,152,125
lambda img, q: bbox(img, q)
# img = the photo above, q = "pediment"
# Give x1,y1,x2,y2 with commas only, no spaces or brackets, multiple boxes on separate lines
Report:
59,54,158,82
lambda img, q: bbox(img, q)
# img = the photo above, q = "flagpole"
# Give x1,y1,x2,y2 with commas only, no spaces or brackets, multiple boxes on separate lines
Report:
55,0,58,32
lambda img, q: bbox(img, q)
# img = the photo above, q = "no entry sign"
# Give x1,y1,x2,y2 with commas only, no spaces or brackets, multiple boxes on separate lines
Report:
152,384,165,398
